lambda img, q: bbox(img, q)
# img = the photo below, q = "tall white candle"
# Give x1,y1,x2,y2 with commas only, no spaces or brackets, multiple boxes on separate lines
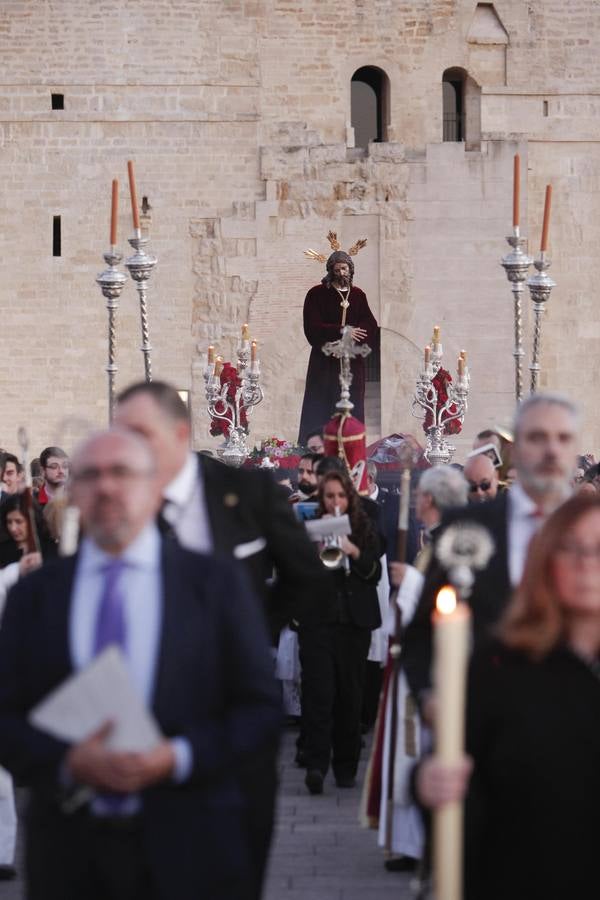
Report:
59,506,80,557
432,586,470,900
398,468,410,531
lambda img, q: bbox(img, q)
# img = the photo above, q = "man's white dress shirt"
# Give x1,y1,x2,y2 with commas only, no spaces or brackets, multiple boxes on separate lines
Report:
70,523,191,812
162,452,213,553
507,481,545,587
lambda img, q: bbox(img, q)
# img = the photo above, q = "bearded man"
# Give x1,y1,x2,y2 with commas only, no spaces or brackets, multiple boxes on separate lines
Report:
298,248,378,446
402,392,580,704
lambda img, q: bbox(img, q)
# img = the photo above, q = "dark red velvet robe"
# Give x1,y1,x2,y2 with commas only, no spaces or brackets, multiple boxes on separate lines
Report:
298,283,379,445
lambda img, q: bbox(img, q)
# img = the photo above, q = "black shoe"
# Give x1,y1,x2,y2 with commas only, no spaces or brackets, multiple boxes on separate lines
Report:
335,776,356,788
384,856,418,873
305,769,324,795
294,749,307,768
0,865,16,881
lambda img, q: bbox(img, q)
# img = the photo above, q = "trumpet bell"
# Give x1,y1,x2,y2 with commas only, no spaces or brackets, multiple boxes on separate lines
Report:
320,545,345,569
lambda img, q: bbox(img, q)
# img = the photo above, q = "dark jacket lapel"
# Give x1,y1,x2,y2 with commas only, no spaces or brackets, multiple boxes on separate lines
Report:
152,539,188,724
197,453,249,556
41,555,78,683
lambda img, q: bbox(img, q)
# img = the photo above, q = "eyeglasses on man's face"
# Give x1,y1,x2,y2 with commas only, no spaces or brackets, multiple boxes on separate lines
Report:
468,480,492,493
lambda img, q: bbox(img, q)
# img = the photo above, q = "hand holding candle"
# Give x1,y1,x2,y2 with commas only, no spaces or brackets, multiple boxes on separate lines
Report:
110,179,119,247
127,160,141,232
513,154,520,230
540,184,552,252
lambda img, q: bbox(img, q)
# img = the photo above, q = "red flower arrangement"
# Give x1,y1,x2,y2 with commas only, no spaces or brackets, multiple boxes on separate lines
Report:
247,437,302,470
422,367,462,436
209,362,249,438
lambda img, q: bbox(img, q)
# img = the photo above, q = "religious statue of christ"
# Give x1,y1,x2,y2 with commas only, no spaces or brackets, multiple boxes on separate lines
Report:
298,234,379,446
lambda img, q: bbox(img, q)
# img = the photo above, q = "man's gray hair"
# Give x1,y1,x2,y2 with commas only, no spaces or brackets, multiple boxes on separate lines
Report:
366,460,378,481
418,465,468,510
512,392,580,440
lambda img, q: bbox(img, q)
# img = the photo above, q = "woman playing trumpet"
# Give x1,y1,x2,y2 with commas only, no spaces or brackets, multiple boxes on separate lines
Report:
298,469,382,795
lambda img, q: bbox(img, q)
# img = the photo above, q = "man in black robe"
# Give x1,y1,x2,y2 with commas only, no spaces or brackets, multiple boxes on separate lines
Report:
298,251,379,446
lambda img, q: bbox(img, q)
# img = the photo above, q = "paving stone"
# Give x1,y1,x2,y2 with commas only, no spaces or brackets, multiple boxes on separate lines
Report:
263,730,415,898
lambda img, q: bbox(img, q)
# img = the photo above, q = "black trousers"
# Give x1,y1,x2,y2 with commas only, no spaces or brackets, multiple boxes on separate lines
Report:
25,804,249,900
362,660,384,731
298,622,370,779
26,811,155,900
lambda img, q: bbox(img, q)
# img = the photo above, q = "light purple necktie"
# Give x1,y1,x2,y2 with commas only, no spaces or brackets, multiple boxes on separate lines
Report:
93,558,127,656
92,558,128,813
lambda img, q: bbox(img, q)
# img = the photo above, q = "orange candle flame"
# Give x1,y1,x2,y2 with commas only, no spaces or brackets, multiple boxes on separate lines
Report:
436,585,457,615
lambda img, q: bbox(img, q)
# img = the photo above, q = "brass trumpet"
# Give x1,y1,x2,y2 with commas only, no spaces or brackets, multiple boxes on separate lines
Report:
319,535,345,570
318,506,350,572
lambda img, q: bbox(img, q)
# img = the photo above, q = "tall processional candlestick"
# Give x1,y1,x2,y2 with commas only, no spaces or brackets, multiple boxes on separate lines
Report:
125,161,157,382
96,178,127,422
501,157,555,399
527,185,555,394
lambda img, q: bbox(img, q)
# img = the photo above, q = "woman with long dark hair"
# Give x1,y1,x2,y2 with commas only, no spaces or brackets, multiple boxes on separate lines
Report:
0,494,55,587
298,469,382,795
417,493,600,900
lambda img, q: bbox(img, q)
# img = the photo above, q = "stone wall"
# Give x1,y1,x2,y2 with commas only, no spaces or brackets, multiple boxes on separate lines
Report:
0,0,599,458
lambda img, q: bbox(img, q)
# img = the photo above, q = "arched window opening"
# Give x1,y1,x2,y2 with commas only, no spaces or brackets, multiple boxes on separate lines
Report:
442,68,465,141
442,67,481,150
351,66,389,149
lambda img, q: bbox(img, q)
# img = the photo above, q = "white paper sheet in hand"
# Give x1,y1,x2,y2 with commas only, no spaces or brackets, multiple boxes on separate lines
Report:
29,646,162,753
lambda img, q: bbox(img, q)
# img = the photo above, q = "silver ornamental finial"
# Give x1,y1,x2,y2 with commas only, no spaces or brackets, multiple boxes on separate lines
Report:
435,522,495,599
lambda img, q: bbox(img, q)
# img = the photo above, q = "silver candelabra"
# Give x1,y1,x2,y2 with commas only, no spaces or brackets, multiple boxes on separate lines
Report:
204,340,263,467
411,338,470,466
125,232,157,383
96,248,127,423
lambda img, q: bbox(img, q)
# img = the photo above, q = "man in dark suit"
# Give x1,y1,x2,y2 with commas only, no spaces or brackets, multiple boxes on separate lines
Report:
0,428,281,900
114,381,326,898
402,393,580,705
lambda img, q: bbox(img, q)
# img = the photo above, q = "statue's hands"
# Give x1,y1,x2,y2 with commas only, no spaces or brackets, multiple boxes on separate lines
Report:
351,327,368,342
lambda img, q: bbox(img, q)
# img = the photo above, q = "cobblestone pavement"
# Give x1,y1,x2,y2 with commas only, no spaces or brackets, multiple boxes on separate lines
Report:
263,727,415,900
7,730,415,900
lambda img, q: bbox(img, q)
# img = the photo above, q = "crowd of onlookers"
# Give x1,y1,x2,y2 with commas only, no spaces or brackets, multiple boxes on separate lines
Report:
0,395,599,898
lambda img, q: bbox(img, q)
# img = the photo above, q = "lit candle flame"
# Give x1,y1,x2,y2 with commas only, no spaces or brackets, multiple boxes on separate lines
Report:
436,585,457,615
